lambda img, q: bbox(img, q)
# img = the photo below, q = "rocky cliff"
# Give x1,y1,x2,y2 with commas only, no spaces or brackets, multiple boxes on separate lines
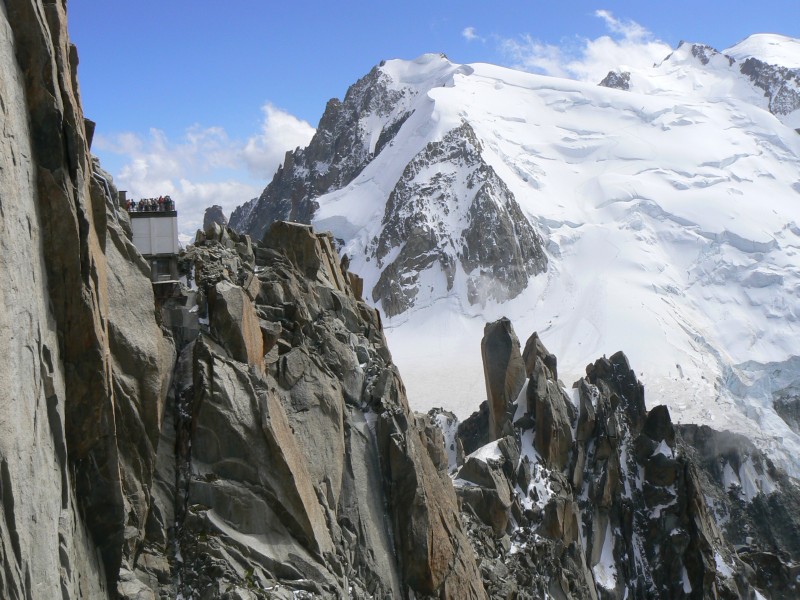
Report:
153,221,486,598
0,1,173,597
369,121,546,316
230,61,418,241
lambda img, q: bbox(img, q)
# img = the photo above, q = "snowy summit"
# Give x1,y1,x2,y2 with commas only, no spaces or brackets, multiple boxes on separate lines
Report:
231,36,800,476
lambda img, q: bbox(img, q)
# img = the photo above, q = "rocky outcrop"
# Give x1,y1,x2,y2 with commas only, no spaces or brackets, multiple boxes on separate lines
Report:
455,436,518,535
739,57,800,118
690,42,735,66
453,320,799,599
529,356,575,471
370,121,547,316
208,279,264,369
458,400,491,457
160,222,486,598
203,204,228,232
480,318,526,441
599,70,631,90
679,424,800,599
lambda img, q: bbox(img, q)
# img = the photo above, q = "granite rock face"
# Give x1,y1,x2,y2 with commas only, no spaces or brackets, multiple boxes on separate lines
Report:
480,318,526,441
0,2,173,598
679,425,800,599
739,56,800,119
370,122,547,316
203,204,228,232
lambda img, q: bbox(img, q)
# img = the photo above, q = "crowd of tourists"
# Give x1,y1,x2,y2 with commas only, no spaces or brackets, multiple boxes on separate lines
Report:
126,196,175,212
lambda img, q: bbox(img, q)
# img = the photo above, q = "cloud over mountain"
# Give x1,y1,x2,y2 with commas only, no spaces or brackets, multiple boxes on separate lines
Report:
500,9,672,82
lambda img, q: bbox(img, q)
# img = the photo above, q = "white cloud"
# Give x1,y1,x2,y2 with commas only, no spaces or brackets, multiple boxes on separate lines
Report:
500,10,671,84
501,36,570,79
94,104,315,238
462,26,484,43
593,9,649,42
241,103,316,179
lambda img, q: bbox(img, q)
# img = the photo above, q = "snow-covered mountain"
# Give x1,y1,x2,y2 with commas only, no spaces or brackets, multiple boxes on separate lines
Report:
231,35,800,476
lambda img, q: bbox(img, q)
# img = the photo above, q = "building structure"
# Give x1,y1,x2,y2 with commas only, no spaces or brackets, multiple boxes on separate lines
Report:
126,193,180,285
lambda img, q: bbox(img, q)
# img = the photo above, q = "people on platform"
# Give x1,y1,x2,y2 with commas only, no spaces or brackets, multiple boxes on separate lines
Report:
125,196,175,212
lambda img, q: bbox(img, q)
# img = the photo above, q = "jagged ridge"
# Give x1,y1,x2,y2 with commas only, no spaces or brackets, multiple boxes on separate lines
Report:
447,318,800,599
229,61,420,240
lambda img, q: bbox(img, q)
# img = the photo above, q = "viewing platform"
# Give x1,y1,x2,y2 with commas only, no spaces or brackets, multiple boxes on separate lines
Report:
120,191,181,284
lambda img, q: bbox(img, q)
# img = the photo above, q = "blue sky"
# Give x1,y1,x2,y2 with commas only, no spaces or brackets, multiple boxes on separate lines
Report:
67,1,800,235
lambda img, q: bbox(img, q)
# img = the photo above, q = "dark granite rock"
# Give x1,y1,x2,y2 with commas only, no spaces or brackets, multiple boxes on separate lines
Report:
169,223,487,598
202,204,228,232
0,3,174,597
740,56,800,118
481,318,526,441
456,324,794,599
458,400,491,457
371,122,547,316
599,70,631,90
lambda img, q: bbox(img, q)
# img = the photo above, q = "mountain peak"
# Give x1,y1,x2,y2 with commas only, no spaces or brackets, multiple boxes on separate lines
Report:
725,33,800,69
660,40,734,69
230,40,800,478
377,53,471,91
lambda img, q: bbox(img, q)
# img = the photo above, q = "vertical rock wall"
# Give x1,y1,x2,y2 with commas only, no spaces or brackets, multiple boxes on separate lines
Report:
0,2,174,598
0,3,108,596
